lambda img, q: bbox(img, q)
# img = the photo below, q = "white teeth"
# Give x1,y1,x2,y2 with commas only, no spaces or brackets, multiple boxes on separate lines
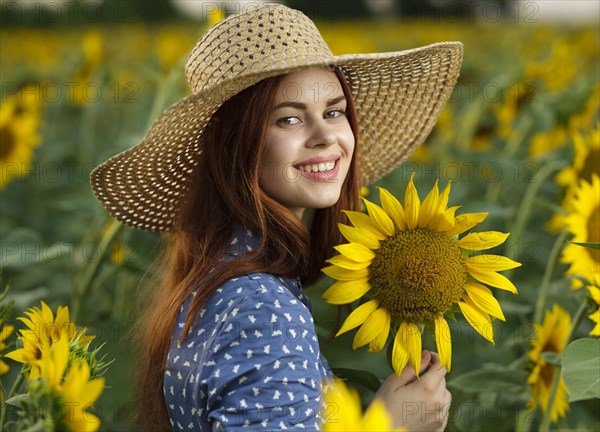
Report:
298,161,335,173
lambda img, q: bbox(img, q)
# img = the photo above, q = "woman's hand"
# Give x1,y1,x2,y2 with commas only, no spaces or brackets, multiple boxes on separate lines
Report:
373,351,451,431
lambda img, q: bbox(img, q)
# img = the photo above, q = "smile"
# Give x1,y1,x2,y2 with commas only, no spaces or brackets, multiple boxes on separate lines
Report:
293,156,340,181
297,161,336,173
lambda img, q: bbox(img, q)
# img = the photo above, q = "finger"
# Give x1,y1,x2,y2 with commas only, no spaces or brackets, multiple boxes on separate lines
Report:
399,350,432,386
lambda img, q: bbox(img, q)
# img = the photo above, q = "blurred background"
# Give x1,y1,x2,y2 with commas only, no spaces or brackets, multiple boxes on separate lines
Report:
1,1,599,431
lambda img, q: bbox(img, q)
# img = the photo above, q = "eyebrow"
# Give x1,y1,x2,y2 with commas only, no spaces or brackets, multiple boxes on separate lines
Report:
272,95,347,111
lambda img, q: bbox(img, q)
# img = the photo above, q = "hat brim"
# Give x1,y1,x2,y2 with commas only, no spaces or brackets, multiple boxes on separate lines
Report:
90,42,463,232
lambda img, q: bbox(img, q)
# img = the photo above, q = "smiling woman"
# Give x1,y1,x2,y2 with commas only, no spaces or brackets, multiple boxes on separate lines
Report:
260,67,356,218
88,3,462,431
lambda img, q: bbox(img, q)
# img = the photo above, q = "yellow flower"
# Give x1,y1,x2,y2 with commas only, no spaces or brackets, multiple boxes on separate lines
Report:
0,92,42,189
71,30,104,105
587,274,600,337
568,84,600,133
207,7,226,27
556,126,600,191
322,378,405,432
525,40,577,93
561,174,600,289
496,82,536,141
36,337,105,432
5,301,94,380
155,27,195,71
547,125,600,233
529,126,568,160
527,304,571,423
323,174,521,375
1,323,14,375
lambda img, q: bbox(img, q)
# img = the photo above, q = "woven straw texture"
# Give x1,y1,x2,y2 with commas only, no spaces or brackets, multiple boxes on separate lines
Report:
91,4,463,232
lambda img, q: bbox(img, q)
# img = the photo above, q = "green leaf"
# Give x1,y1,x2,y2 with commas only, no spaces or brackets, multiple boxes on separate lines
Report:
4,393,31,407
541,351,561,365
448,366,529,393
331,367,381,393
562,338,600,402
570,242,600,251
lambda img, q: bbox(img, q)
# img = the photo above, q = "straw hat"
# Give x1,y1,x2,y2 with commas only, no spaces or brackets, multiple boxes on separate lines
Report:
91,3,463,232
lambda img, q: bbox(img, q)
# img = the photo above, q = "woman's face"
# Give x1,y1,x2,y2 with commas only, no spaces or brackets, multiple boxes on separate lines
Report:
259,67,355,218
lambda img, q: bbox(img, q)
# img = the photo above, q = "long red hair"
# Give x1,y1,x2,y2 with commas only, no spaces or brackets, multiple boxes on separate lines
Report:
135,68,361,431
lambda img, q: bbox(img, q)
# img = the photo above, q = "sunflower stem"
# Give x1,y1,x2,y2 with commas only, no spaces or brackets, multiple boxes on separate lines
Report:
484,116,532,204
538,299,588,431
533,230,569,325
72,219,123,322
504,161,560,278
0,364,26,430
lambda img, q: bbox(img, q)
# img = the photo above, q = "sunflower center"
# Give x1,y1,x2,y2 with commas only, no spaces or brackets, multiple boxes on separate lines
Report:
368,228,467,322
0,125,15,160
587,205,600,263
580,148,600,183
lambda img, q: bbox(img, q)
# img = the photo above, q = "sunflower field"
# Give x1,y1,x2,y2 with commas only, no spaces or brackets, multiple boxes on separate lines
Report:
1,4,599,432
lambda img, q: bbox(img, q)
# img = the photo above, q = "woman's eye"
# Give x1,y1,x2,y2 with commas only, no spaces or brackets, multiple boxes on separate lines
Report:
277,116,301,126
326,109,346,119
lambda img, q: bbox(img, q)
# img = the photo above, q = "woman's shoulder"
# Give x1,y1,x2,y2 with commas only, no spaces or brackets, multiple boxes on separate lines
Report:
208,272,310,317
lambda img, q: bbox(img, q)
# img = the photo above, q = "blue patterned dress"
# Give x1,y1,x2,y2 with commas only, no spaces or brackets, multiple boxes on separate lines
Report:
163,228,332,431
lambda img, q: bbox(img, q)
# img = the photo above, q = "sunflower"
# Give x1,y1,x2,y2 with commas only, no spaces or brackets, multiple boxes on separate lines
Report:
0,92,42,189
35,337,105,432
547,126,600,233
1,323,14,375
560,174,600,289
322,174,521,375
556,126,600,191
322,378,405,432
5,301,94,380
587,274,600,337
72,30,104,105
527,304,571,423
529,126,568,161
525,40,577,93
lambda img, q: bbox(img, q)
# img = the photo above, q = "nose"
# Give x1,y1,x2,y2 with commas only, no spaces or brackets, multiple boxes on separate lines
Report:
306,118,337,148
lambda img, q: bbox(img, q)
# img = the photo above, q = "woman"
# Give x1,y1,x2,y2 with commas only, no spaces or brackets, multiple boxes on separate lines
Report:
90,4,462,431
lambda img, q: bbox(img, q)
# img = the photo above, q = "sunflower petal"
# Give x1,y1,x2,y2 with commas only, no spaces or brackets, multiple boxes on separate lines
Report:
368,308,391,352
405,322,423,376
458,299,494,343
361,399,395,430
457,232,510,252
326,255,371,270
344,211,387,239
353,307,390,350
466,255,522,271
379,187,405,230
418,180,439,226
322,265,369,281
464,282,506,321
334,243,376,262
467,267,518,293
4,348,29,363
405,173,420,229
338,223,381,249
438,206,461,231
363,199,395,236
446,212,488,236
336,300,379,336
436,182,451,214
392,326,410,376
434,316,452,372
323,280,372,304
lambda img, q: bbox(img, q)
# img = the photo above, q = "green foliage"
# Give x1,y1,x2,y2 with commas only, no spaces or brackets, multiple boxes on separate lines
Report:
562,338,600,402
